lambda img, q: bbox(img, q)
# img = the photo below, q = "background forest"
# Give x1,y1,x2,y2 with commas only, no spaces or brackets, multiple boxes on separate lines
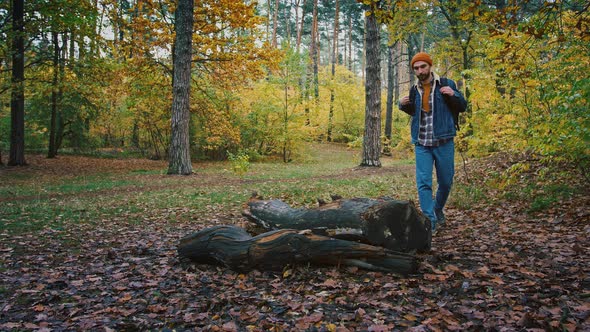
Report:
0,0,588,170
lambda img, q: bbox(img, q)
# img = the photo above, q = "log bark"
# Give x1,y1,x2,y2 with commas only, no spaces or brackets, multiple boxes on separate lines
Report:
243,196,431,253
178,225,418,274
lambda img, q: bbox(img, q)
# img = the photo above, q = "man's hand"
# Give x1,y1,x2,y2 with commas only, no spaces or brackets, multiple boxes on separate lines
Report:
440,86,455,96
400,96,411,105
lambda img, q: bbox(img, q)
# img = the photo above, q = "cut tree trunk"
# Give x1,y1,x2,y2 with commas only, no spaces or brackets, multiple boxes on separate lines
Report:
178,225,418,274
243,196,431,253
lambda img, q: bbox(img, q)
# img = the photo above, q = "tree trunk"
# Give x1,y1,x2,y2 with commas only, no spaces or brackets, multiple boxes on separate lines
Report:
438,4,472,108
327,0,339,142
266,0,271,42
343,14,347,68
284,1,291,42
55,32,68,153
311,0,319,101
295,0,307,125
395,42,401,112
272,0,279,48
48,31,60,158
243,196,431,253
9,0,26,166
178,225,418,274
296,0,306,53
167,0,194,175
361,9,381,167
282,72,290,163
304,0,319,126
407,37,417,87
348,16,353,72
69,30,75,60
384,43,395,150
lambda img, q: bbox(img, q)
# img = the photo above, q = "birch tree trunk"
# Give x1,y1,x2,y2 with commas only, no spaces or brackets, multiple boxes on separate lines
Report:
167,0,194,175
361,9,381,167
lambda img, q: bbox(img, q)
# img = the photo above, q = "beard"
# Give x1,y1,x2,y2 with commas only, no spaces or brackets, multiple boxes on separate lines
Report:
417,71,431,82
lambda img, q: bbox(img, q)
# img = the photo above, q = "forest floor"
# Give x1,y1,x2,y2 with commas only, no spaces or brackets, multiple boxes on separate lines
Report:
0,145,589,331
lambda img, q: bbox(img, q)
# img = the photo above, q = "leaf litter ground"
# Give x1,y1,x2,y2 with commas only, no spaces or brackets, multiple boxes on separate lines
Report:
0,154,588,331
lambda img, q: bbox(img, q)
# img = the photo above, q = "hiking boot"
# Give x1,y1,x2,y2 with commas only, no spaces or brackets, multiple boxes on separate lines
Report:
435,209,446,225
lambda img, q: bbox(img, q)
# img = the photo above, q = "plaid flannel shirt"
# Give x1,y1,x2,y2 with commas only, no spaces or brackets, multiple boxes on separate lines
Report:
417,78,452,147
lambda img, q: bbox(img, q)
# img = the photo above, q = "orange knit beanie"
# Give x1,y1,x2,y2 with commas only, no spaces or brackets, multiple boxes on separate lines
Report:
411,52,433,67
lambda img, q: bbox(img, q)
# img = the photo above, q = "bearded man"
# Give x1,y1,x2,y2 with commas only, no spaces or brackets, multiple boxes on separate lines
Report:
399,52,467,235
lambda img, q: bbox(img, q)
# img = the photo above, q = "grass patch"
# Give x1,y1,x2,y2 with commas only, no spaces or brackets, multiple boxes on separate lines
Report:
11,144,557,239
1,201,91,234
0,174,140,199
0,150,417,237
528,196,558,213
5,146,583,239
526,183,577,213
495,177,579,213
449,183,488,209
130,169,164,175
44,177,138,194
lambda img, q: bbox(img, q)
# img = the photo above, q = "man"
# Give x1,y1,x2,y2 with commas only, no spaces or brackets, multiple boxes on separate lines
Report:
399,52,467,234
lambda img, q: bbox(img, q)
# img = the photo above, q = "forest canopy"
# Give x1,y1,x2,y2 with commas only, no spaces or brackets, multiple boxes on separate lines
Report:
0,0,588,169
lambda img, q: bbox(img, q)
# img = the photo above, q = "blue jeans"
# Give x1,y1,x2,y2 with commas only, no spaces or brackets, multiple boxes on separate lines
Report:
415,140,455,228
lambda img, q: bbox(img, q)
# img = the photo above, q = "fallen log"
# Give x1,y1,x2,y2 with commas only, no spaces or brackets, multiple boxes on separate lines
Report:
178,225,418,274
243,196,431,252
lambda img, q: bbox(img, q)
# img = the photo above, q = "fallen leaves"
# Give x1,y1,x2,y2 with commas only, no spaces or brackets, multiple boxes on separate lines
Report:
2,203,587,331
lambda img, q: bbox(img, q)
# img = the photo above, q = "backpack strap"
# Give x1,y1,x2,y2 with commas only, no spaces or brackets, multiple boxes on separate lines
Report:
409,85,416,105
401,85,416,116
438,77,460,131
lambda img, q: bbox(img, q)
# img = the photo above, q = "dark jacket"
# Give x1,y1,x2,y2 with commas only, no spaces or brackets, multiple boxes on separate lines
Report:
399,73,467,144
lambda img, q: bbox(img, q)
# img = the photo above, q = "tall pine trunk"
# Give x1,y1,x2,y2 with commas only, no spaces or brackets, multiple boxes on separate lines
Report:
311,0,319,102
295,0,305,52
348,16,353,72
55,33,67,153
327,0,339,142
304,0,319,126
48,32,68,158
167,0,194,175
48,32,60,158
272,0,279,47
360,9,381,167
384,42,395,150
9,0,26,166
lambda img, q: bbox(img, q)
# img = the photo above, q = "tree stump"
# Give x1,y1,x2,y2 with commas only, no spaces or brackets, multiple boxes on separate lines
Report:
243,196,431,252
178,225,418,274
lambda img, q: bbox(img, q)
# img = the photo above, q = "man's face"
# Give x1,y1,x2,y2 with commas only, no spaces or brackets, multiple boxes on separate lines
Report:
413,61,431,82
